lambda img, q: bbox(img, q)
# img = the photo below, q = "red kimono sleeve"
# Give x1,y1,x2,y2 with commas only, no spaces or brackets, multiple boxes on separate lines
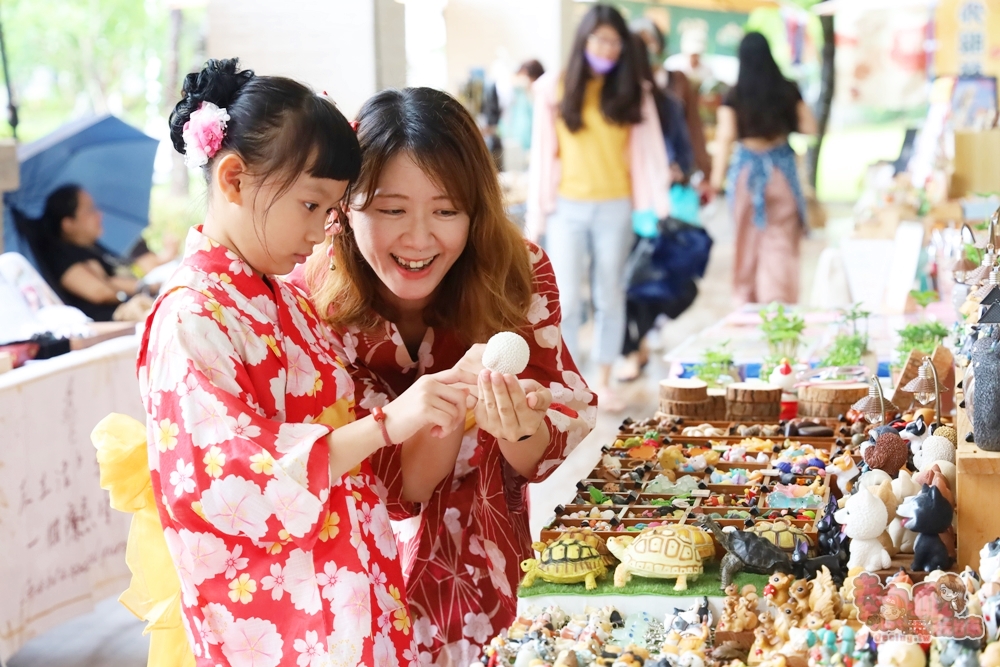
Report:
145,290,333,552
516,243,598,483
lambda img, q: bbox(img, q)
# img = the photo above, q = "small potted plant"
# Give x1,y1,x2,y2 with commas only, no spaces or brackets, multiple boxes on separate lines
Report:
759,303,805,379
820,304,875,377
892,321,950,384
691,341,739,388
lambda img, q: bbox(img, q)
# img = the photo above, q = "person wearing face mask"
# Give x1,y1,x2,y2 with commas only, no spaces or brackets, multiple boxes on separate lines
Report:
527,3,670,411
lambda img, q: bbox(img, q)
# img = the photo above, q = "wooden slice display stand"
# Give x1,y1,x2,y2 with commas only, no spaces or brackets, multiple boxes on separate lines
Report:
797,382,869,419
658,379,727,421
726,382,781,420
955,367,1000,572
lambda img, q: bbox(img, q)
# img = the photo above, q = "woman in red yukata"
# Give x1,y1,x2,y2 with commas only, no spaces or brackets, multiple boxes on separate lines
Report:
297,88,598,667
122,59,482,667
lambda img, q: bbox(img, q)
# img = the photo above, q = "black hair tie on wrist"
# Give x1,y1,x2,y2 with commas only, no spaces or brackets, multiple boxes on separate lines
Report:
518,434,532,442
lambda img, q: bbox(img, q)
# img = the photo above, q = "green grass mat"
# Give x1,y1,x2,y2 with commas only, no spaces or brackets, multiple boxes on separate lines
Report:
518,561,768,598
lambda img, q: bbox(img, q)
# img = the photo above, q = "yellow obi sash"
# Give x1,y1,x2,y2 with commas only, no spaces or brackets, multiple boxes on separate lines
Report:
92,413,196,667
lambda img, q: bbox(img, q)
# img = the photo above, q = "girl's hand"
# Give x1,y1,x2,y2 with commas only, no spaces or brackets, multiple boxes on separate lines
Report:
474,370,552,442
383,366,477,443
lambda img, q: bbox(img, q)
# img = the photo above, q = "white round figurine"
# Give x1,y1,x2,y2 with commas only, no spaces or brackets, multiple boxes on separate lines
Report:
915,435,956,470
483,332,530,376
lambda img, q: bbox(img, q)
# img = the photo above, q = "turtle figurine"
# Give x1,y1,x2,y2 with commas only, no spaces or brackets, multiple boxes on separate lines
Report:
694,515,792,589
749,519,809,550
550,528,617,566
605,524,714,591
520,534,608,590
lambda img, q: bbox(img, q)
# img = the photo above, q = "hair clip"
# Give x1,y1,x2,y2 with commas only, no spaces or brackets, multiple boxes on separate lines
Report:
349,120,359,133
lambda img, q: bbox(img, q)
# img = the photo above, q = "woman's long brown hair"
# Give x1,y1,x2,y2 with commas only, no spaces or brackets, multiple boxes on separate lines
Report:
305,87,534,345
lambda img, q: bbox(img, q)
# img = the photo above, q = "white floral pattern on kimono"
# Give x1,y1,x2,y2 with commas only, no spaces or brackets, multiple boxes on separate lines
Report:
292,242,596,667
139,226,417,667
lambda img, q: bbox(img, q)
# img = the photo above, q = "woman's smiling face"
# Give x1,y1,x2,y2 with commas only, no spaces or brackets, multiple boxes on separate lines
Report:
348,152,470,311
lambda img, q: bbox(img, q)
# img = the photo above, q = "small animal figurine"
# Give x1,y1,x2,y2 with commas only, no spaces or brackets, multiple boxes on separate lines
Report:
719,584,743,632
857,469,894,492
902,416,930,465
913,463,956,505
839,567,864,621
765,572,794,606
736,586,761,631
792,539,847,586
916,435,957,470
888,470,921,554
694,515,793,589
817,494,850,566
872,479,901,556
834,486,892,572
864,431,910,477
897,484,955,572
980,538,1000,583
789,577,813,616
808,566,842,624
826,453,861,495
772,603,801,643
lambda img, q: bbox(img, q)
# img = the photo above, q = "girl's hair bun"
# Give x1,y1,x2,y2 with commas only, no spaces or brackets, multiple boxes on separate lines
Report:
168,58,254,154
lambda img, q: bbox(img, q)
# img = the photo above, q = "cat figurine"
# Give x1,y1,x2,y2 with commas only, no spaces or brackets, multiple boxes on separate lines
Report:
896,484,954,572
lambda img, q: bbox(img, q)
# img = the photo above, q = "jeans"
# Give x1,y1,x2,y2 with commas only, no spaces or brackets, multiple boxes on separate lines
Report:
545,197,633,366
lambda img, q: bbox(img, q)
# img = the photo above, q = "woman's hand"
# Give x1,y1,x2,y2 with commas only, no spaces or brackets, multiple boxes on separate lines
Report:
474,370,552,443
383,366,477,444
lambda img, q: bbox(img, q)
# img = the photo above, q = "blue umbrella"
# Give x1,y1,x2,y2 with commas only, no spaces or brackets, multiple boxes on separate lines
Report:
3,114,159,262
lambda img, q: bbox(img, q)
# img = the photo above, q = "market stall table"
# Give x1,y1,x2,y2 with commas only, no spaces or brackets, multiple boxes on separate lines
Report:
0,335,141,662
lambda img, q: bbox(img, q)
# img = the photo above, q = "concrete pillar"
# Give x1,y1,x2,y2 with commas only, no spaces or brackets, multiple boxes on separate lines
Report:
206,0,405,117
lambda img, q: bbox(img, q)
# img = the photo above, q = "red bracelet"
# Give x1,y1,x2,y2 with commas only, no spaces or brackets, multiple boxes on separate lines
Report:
371,406,396,447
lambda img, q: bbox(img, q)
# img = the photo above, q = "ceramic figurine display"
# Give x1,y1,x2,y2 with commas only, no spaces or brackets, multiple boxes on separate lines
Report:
607,525,715,591
793,538,847,585
896,484,955,572
834,487,892,572
719,584,761,632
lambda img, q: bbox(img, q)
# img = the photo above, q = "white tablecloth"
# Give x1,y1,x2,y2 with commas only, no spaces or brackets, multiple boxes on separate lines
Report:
0,335,142,661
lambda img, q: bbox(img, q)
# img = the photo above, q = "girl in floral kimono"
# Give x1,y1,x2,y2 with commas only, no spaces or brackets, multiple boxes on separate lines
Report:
297,88,598,667
129,59,478,667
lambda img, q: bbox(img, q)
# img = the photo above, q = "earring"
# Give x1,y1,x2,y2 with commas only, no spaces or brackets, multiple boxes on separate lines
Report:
325,211,344,272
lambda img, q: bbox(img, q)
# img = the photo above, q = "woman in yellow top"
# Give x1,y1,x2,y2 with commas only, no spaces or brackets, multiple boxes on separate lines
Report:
527,3,670,411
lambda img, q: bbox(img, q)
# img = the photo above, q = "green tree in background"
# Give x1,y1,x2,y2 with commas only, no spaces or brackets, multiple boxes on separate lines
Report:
1,0,205,144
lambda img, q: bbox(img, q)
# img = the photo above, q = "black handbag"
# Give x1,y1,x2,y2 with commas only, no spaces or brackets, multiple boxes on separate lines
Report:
624,217,712,311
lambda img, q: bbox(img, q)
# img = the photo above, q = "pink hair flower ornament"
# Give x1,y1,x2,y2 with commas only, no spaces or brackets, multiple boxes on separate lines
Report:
182,101,230,168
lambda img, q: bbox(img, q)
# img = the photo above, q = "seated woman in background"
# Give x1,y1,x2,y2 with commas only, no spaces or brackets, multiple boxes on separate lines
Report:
38,184,174,320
